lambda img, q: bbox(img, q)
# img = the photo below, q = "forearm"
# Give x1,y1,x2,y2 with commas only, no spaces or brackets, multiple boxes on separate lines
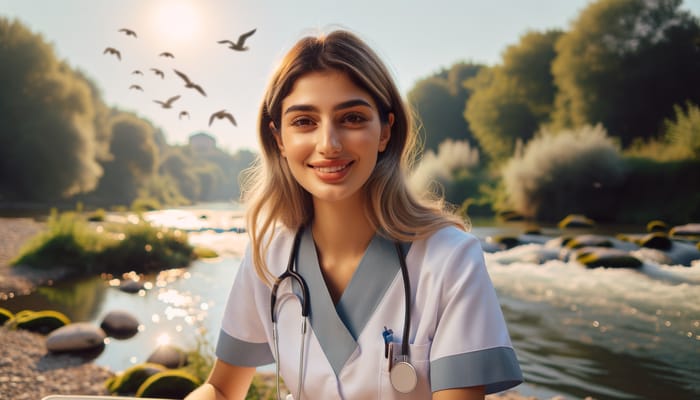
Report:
184,359,256,400
185,382,228,400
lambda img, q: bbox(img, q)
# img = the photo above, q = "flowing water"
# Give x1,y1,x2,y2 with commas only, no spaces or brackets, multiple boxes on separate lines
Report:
2,204,699,400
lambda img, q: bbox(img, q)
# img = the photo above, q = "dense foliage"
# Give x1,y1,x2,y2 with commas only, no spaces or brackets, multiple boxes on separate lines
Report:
407,0,700,223
0,17,255,210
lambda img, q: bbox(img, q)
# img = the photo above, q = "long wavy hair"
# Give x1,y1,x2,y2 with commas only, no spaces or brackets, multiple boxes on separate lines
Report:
241,29,466,284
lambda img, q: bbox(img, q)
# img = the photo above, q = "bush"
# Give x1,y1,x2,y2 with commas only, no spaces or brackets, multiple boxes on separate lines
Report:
501,124,624,222
612,157,700,224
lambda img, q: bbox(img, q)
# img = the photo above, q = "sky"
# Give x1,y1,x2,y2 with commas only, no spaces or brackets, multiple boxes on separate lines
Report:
2,0,700,154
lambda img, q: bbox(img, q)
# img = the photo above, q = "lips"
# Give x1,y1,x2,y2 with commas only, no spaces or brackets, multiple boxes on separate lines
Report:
309,160,354,182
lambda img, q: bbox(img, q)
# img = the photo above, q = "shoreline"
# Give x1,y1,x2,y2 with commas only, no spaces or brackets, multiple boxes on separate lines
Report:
0,216,583,399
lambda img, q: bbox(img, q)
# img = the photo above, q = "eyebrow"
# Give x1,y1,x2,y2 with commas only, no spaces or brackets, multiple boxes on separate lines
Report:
283,99,374,115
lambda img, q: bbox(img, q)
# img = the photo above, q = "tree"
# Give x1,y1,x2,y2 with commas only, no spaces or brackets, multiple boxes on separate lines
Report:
0,18,103,201
465,30,562,164
551,0,700,145
159,148,200,202
407,62,482,153
92,113,159,205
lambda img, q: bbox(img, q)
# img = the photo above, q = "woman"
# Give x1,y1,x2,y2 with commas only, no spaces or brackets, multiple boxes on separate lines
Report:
186,29,522,400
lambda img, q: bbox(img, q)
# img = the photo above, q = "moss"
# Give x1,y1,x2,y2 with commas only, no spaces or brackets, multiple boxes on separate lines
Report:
558,214,595,229
135,370,200,399
0,308,13,325
105,362,166,395
646,220,668,233
638,233,673,250
193,246,219,259
576,250,642,269
6,309,70,334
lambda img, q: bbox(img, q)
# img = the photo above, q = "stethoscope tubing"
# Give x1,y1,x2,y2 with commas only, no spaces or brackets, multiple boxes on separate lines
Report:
270,227,413,398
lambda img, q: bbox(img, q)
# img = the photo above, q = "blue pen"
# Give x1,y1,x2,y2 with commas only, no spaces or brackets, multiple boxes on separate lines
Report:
382,327,393,358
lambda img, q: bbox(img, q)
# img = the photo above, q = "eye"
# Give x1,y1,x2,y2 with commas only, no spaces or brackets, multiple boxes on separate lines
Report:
342,112,368,125
290,116,315,127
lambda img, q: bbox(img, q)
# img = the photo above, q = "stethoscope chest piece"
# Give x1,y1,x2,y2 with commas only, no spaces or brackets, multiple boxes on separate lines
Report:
390,360,418,393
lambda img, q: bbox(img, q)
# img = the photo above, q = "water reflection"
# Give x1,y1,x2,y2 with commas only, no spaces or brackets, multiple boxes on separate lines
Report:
4,276,107,322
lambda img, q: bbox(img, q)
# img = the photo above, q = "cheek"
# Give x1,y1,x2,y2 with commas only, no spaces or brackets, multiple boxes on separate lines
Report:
280,134,313,160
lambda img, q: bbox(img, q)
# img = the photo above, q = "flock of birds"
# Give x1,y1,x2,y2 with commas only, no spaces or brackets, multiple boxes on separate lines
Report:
103,27,257,128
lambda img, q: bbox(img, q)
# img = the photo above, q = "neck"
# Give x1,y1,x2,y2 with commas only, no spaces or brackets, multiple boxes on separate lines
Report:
310,195,375,258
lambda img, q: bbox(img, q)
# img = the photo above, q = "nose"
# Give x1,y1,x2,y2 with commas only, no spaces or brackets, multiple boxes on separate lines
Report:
317,122,342,154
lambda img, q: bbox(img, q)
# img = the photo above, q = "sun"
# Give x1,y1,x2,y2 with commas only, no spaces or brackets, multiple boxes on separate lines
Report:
153,1,200,42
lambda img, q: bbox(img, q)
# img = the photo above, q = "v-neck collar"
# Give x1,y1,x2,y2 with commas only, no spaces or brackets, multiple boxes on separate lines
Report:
295,226,406,376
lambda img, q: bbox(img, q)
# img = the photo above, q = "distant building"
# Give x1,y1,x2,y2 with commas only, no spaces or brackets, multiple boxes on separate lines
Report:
189,132,216,153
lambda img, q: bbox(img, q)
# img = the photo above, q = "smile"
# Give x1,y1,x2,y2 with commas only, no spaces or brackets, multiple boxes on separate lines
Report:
310,161,354,173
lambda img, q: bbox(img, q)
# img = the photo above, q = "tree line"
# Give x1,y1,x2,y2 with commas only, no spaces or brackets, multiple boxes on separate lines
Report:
0,17,255,210
1,0,699,222
407,0,700,223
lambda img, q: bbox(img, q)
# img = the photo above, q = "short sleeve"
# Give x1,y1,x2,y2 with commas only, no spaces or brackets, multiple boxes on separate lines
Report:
427,230,523,394
215,243,275,367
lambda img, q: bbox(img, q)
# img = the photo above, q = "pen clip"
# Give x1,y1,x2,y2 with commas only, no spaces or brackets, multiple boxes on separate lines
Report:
382,327,394,358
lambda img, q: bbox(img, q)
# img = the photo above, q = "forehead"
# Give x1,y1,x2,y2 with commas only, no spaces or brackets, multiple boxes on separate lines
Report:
282,70,377,109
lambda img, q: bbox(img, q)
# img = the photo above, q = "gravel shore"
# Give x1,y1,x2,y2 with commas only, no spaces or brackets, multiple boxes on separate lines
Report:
0,217,569,400
0,327,114,400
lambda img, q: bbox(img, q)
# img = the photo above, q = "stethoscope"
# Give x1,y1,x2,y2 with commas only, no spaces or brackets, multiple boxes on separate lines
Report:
270,227,417,400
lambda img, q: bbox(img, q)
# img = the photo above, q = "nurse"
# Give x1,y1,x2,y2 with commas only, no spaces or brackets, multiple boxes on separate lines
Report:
186,29,523,400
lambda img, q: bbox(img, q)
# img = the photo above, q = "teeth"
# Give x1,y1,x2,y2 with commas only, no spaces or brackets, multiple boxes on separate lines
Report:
316,164,347,173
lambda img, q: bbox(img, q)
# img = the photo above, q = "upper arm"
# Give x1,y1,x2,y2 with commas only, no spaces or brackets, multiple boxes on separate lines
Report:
433,385,485,400
433,386,486,400
185,358,256,400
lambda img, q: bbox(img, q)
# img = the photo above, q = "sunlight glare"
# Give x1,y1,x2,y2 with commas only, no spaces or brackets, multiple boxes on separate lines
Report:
154,1,199,42
156,332,171,346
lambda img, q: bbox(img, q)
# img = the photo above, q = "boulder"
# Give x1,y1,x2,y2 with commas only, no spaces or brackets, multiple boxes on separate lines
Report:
146,344,188,369
572,247,643,269
106,362,166,395
136,370,200,399
558,214,595,229
670,223,700,241
646,220,669,233
101,310,140,339
0,307,13,325
119,279,145,293
46,322,106,353
7,309,70,334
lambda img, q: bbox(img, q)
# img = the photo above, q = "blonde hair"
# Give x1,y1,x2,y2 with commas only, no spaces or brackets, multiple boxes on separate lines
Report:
241,29,466,284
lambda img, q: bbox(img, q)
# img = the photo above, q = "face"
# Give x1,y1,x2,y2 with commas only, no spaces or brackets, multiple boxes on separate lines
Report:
273,70,392,206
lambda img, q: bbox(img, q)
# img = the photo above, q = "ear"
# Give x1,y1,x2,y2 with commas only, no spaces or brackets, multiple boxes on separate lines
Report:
378,113,394,152
270,122,286,157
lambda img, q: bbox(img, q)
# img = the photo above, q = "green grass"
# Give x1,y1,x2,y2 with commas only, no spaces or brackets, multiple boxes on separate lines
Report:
12,209,194,275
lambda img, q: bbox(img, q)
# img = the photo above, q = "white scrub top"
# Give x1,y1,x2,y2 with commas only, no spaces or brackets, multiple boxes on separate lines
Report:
216,226,523,399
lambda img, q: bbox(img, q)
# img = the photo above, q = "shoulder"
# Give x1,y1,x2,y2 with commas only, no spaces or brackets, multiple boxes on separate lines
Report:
412,225,483,261
242,227,297,278
408,226,487,288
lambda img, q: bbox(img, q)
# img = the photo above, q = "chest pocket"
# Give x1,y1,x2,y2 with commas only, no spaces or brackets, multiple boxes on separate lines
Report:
378,341,431,399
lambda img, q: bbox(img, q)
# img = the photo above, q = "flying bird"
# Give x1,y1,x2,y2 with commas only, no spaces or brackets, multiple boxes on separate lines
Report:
154,95,181,109
150,68,165,79
173,69,207,97
103,47,121,60
217,28,256,51
179,111,190,120
131,69,143,75
118,28,137,38
209,110,237,127
129,84,143,91
159,51,175,58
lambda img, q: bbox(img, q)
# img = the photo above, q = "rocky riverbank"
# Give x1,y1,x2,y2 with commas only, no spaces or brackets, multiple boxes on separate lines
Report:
0,326,113,399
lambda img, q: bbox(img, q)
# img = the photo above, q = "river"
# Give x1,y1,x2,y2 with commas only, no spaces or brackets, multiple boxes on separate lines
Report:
2,204,699,400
